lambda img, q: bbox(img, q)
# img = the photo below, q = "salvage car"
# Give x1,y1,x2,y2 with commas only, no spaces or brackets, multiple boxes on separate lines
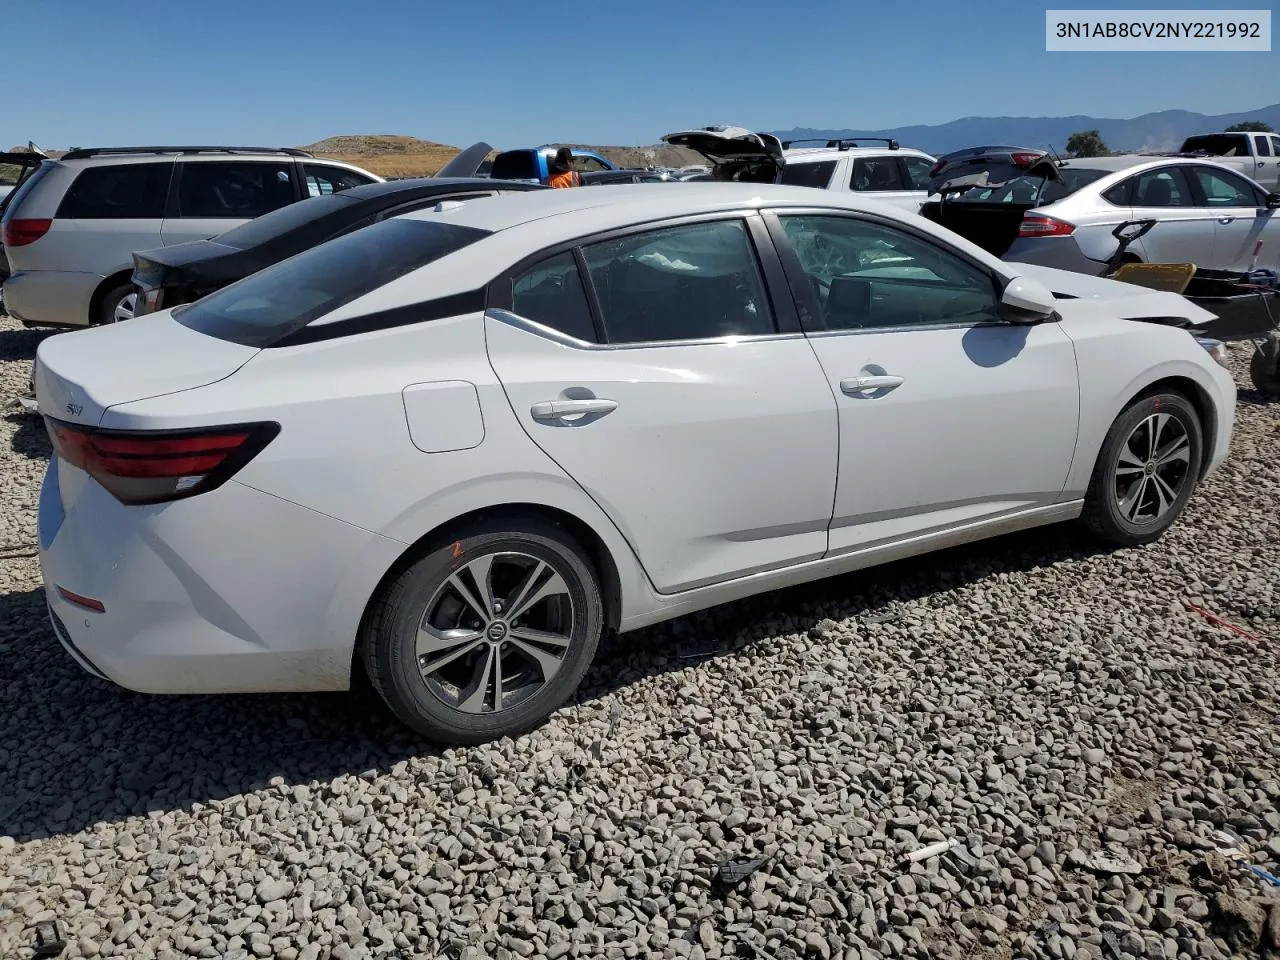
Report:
2,145,383,328
662,127,937,211
925,145,1054,195
129,143,543,316
920,156,1280,273
35,184,1235,744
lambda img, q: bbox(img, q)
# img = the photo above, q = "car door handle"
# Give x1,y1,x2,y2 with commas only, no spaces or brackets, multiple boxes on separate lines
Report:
530,398,618,420
840,375,905,395
1218,217,1235,224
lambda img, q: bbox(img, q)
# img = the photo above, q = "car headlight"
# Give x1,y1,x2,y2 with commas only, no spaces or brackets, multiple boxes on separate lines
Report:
1195,336,1230,369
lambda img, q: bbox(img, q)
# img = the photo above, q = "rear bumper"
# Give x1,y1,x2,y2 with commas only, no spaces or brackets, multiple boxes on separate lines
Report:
1004,238,1106,276
4,270,99,327
38,458,404,694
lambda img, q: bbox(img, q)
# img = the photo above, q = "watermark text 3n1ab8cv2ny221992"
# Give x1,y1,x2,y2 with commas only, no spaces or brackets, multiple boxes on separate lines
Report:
1046,9,1271,51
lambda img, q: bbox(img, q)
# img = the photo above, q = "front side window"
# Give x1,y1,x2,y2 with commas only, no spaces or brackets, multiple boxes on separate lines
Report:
780,160,837,189
174,218,491,347
56,162,172,219
177,161,295,218
571,156,610,173
511,251,597,343
778,215,999,330
1189,165,1263,207
581,219,776,344
851,157,906,192
902,156,935,190
303,163,375,197
1131,168,1191,208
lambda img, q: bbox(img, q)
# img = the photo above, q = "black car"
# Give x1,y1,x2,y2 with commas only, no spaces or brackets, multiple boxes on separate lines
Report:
130,143,546,315
581,169,676,185
925,145,1057,195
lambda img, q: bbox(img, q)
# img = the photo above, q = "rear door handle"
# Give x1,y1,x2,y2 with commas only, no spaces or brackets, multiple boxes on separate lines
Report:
1218,217,1235,224
840,374,905,395
530,398,618,420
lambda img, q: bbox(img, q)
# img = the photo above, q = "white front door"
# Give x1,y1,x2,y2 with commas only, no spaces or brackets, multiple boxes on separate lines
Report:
767,212,1080,554
485,217,839,594
1185,164,1279,270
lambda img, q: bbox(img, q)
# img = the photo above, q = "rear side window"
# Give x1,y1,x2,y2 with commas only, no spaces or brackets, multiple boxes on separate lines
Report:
177,161,295,218
901,156,934,190
490,152,539,181
56,162,172,219
851,157,905,191
1131,168,1192,207
174,218,491,347
1101,178,1132,205
511,251,597,342
581,219,775,344
780,161,837,188
1257,136,1273,157
303,163,375,197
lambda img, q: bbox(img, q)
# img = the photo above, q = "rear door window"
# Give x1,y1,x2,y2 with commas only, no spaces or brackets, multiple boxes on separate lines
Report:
303,163,376,197
1131,168,1193,207
56,162,173,218
1256,136,1273,157
851,157,906,191
490,152,539,181
173,218,491,347
780,160,837,188
571,156,610,173
511,251,598,343
176,161,296,218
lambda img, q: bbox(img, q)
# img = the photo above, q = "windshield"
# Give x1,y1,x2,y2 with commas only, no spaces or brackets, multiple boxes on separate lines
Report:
213,192,357,249
952,167,1111,205
175,218,491,347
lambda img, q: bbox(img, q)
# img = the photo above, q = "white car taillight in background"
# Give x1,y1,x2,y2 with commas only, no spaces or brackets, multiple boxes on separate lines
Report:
1018,214,1076,238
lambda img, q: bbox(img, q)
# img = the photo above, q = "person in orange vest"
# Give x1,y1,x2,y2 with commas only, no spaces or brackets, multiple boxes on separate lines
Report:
546,147,584,188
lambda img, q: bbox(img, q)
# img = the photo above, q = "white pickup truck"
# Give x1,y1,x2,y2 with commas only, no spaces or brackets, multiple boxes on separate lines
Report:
1179,131,1280,190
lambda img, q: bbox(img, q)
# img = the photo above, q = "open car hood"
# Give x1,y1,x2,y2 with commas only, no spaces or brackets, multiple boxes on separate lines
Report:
434,141,494,178
661,126,784,182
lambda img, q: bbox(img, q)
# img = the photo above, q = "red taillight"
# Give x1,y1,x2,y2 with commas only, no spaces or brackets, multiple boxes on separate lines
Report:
45,418,279,505
1018,215,1076,238
3,218,52,247
1011,152,1042,168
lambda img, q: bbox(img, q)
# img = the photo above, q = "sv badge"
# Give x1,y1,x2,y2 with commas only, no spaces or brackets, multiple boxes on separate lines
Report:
65,402,83,417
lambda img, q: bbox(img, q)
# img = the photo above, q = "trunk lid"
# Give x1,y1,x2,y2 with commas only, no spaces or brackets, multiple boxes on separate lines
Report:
34,314,258,427
434,141,494,178
661,126,785,182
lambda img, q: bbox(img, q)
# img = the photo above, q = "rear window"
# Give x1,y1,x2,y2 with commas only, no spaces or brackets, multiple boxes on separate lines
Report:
956,167,1111,205
56,162,172,219
490,151,539,181
780,161,837,188
174,218,491,348
213,193,357,250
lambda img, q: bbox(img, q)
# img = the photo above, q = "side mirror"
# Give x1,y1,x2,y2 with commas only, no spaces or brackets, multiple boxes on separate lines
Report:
1267,192,1280,209
999,276,1058,324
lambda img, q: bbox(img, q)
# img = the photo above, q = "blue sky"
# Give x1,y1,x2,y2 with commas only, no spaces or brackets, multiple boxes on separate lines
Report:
8,0,1278,150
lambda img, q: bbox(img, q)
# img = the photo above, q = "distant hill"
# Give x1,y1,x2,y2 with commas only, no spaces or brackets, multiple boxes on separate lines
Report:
773,103,1280,156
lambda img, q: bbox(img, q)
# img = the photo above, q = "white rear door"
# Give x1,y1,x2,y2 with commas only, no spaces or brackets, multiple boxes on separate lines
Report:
847,154,929,213
765,211,1079,554
485,215,839,594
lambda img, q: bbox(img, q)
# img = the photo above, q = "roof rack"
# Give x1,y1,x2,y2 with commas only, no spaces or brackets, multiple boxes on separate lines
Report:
781,137,901,152
781,138,835,149
59,146,314,160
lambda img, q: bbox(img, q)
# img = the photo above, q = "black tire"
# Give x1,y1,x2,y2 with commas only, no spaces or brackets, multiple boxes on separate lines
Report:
1080,392,1203,546
360,518,604,744
1250,339,1280,396
97,283,136,325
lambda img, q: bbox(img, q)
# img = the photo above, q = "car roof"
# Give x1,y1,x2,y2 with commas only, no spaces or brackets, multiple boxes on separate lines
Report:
398,181,916,235
337,176,538,201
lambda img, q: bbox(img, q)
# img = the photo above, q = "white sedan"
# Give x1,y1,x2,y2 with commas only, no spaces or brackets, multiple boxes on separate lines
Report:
33,184,1236,744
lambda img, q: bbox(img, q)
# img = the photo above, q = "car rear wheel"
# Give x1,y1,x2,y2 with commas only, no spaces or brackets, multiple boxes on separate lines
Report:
361,519,604,744
1080,392,1203,546
98,283,137,325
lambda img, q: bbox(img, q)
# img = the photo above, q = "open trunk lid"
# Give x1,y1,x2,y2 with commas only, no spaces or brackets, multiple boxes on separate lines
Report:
34,314,258,427
661,126,784,182
433,141,493,178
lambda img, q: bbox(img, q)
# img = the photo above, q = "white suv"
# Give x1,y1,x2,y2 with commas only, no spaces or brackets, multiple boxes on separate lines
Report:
662,127,936,213
1,146,382,328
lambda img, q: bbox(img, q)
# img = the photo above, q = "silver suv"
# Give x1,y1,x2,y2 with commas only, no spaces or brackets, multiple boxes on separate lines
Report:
1,146,382,327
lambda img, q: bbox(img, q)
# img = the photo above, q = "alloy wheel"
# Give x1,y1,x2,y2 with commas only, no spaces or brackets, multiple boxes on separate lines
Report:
111,292,137,323
417,551,575,714
1111,412,1192,525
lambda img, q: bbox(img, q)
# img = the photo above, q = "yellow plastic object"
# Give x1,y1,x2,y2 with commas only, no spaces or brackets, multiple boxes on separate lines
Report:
1110,262,1197,294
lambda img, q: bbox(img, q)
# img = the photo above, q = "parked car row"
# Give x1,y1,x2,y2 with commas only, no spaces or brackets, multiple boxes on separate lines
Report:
21,128,1239,743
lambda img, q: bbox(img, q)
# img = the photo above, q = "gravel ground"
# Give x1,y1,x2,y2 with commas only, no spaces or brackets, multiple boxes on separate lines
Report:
1,313,1279,960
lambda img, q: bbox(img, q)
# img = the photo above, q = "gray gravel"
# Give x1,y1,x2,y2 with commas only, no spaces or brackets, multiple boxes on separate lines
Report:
2,313,1279,960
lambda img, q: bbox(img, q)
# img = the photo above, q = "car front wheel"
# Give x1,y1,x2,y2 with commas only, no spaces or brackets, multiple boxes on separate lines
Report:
1081,392,1203,546
361,519,604,744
